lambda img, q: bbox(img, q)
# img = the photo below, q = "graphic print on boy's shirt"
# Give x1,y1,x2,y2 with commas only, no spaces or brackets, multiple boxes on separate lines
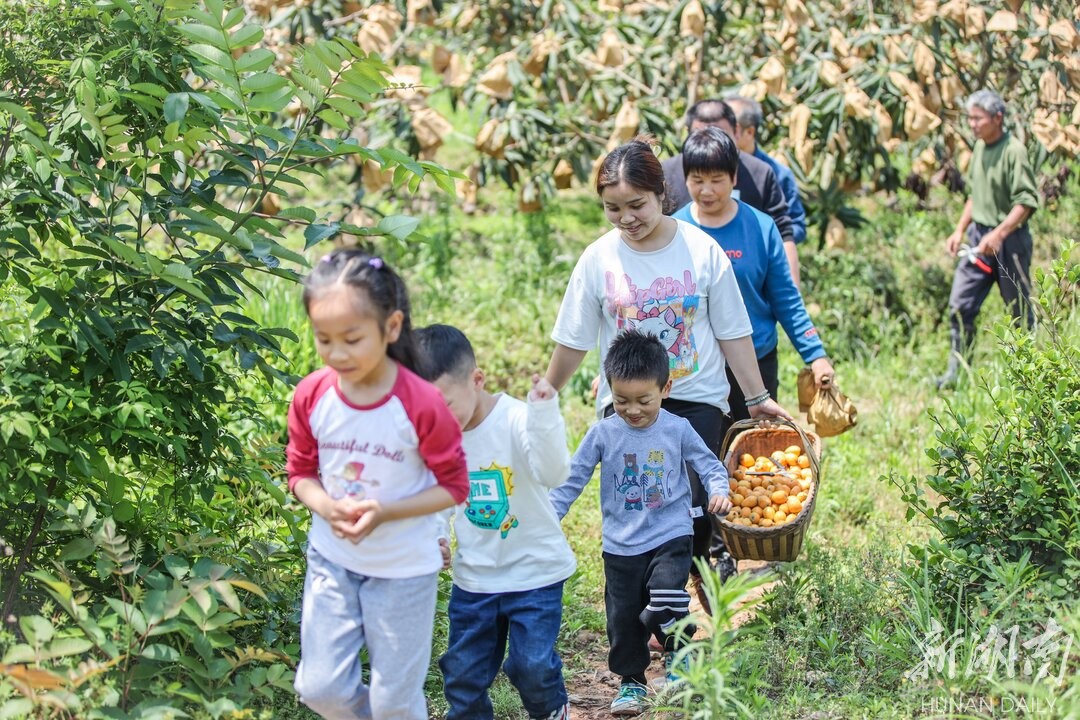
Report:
603,270,701,380
615,450,669,511
464,462,519,539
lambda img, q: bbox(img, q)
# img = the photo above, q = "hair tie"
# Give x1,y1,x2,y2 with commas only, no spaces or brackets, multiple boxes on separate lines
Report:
368,257,384,270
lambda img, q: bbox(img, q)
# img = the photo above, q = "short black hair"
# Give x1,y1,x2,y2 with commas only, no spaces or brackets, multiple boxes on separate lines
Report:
604,329,670,388
682,126,739,179
414,324,476,382
685,99,737,133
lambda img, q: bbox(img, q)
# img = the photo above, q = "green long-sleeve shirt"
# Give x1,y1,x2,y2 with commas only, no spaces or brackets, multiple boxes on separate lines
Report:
969,132,1039,227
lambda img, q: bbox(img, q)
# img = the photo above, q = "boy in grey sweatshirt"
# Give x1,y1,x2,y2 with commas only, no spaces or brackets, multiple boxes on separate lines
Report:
550,330,732,716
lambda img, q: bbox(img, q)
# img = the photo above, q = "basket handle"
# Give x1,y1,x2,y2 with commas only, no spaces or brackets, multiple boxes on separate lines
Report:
721,417,821,481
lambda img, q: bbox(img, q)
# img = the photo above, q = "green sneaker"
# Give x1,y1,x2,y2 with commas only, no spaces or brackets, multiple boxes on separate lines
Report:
663,650,690,686
610,681,648,716
650,651,690,692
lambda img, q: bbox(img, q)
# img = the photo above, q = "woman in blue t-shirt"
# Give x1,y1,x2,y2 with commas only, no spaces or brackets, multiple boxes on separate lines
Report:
672,127,835,425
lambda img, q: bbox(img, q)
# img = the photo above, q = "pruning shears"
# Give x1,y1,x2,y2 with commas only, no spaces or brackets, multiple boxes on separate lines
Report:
957,244,993,274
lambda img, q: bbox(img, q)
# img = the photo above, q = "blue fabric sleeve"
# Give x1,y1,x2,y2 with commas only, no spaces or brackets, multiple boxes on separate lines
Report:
549,424,600,519
761,167,794,243
778,168,808,245
758,214,827,363
754,149,807,245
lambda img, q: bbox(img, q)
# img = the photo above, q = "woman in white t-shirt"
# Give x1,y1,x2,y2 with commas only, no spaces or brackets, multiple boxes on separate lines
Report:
544,136,793,600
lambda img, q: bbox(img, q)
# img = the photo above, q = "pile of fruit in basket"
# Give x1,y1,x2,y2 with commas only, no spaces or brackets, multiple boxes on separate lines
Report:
723,446,814,528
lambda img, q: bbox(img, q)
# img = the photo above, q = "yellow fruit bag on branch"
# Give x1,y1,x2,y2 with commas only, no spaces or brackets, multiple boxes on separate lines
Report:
797,367,858,437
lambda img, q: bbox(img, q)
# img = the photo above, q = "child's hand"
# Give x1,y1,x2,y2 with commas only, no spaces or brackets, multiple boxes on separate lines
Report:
438,537,452,570
327,497,369,540
529,373,557,401
348,499,386,542
709,495,732,514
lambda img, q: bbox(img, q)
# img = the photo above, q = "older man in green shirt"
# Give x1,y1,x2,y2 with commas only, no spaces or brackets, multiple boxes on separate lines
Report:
937,90,1039,389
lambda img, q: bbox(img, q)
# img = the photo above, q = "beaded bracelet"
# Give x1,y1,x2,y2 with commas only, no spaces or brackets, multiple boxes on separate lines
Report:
744,390,772,407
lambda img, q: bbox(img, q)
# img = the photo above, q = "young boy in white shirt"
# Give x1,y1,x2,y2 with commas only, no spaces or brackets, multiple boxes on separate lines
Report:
416,324,576,720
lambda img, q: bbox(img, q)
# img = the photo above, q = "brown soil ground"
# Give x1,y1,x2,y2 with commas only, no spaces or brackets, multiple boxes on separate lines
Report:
563,560,777,720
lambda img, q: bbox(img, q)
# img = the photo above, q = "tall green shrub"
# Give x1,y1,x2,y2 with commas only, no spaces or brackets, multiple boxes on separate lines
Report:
893,244,1080,606
0,0,454,713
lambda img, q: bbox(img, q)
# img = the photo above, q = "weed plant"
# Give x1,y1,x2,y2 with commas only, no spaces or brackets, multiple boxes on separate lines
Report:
881,244,1080,717
656,563,775,718
894,243,1078,595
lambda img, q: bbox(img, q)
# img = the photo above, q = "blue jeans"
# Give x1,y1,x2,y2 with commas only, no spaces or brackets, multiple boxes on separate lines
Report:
293,548,438,720
440,581,568,720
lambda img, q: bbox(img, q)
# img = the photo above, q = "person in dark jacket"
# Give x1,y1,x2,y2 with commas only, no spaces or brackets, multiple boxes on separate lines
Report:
662,99,793,246
725,95,808,287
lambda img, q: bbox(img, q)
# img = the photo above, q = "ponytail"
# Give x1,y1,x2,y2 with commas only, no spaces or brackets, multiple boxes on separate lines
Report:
303,248,420,373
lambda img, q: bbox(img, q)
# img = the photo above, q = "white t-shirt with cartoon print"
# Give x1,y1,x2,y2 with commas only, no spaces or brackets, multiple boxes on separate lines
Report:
286,366,469,579
451,393,577,594
552,219,753,413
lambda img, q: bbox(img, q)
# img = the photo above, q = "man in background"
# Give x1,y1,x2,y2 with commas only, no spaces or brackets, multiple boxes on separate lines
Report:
662,99,794,264
725,95,808,287
937,89,1039,389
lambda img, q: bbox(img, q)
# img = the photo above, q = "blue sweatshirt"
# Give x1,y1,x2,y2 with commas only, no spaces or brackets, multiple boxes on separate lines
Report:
549,410,728,556
754,147,808,245
673,201,826,363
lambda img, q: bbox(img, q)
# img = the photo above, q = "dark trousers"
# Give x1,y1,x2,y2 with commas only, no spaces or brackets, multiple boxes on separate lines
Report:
663,399,724,572
721,347,780,430
949,222,1034,343
603,536,694,677
604,399,724,575
440,581,567,720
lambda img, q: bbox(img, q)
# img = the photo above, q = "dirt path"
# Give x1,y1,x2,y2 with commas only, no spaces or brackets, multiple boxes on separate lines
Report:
563,560,777,720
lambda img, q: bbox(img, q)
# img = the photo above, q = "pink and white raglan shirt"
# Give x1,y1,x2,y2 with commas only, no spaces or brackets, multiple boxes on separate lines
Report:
286,365,469,579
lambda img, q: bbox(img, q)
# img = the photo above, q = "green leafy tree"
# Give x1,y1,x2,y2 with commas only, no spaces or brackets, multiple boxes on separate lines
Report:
264,0,1078,223
0,0,455,713
893,244,1080,610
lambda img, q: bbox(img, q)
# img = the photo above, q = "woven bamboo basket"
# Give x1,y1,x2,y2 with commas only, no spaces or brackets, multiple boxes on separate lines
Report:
715,419,821,562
